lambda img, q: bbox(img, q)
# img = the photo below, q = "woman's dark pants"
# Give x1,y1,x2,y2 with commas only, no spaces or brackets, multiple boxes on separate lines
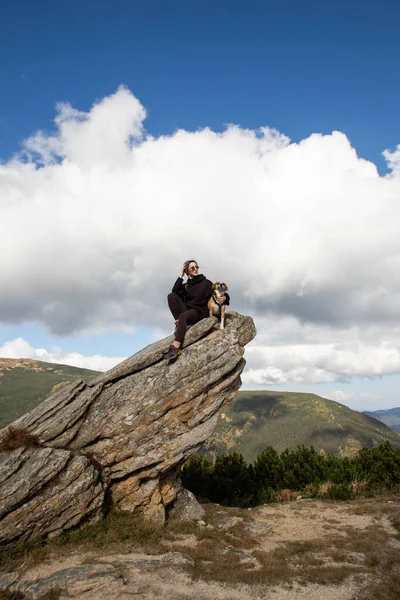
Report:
167,293,202,344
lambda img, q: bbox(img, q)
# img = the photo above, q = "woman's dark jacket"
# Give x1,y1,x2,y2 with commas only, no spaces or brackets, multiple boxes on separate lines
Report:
172,274,230,319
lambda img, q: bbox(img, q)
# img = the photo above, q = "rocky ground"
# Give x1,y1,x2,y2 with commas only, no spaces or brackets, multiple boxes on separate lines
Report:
1,495,400,600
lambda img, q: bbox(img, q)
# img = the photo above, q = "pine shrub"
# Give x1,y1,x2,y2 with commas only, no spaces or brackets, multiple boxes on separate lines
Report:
180,442,400,508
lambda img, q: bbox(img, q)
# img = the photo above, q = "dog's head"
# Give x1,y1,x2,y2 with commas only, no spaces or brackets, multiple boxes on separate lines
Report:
213,282,228,295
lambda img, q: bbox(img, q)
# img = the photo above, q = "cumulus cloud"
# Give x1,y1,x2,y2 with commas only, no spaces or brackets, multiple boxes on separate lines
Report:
0,338,122,372
383,144,400,173
323,390,382,405
242,315,400,385
243,337,400,385
1,86,400,385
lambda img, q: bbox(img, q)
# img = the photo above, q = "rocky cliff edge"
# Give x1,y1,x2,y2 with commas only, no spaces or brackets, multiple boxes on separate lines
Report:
0,312,256,548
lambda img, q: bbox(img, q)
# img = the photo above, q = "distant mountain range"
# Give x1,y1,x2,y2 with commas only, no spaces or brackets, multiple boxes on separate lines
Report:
0,358,100,427
1,358,400,460
205,390,400,461
363,408,400,432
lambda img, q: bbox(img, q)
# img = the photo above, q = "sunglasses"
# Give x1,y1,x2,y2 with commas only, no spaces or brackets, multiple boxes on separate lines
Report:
189,265,199,271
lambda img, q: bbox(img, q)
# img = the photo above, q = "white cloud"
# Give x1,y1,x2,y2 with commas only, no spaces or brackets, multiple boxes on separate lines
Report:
323,390,382,404
244,338,400,384
0,338,122,372
1,86,400,386
320,390,383,412
324,391,356,403
382,144,400,173
243,316,400,385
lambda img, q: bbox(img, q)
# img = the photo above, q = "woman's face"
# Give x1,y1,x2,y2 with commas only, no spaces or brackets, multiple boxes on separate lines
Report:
187,261,199,277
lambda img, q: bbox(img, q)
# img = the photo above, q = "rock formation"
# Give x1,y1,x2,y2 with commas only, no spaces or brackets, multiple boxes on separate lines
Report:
0,312,256,548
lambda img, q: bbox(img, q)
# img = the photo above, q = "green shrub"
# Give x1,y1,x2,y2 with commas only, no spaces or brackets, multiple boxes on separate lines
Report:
181,442,400,508
323,484,354,501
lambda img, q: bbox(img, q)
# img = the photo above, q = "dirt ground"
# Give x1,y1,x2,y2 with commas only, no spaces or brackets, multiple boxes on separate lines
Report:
2,496,400,600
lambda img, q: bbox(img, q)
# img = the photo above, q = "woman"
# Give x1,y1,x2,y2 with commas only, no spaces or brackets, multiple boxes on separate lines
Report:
164,260,230,361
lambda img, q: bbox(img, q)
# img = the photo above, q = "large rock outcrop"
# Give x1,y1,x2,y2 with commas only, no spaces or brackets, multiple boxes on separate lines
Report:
0,312,256,548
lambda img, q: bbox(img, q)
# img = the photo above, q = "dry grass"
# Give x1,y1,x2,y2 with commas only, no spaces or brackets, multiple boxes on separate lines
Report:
271,489,302,502
0,592,26,600
178,498,400,594
55,509,164,555
2,496,400,598
392,512,400,532
0,538,51,573
0,427,39,452
36,592,61,600
354,564,400,600
348,494,400,515
0,510,165,574
0,590,61,600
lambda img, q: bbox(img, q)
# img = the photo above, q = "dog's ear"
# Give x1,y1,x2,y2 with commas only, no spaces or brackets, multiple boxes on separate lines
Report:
222,283,228,291
212,283,217,291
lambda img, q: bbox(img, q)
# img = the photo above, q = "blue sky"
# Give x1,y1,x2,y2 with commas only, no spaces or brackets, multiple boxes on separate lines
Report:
2,0,399,167
1,0,400,411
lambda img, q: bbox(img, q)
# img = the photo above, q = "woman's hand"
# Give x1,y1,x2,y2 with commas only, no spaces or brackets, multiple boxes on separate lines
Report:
216,295,226,303
180,263,186,278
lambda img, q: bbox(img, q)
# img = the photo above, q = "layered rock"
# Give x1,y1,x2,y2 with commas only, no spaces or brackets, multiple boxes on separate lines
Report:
0,312,256,548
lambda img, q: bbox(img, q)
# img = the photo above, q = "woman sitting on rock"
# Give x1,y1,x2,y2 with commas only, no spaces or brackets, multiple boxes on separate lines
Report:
164,259,229,361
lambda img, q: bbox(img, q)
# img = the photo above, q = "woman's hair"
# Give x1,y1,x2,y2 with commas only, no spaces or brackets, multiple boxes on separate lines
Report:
184,259,198,275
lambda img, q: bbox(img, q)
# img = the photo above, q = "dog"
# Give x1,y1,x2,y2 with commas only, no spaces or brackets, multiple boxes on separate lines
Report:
208,282,229,329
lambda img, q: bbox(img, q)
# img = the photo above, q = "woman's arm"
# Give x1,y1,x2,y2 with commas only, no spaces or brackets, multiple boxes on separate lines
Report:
172,277,185,297
172,263,187,297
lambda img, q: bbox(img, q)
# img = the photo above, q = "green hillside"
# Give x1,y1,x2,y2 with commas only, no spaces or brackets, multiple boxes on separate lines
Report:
205,390,400,461
0,358,101,428
2,360,399,460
